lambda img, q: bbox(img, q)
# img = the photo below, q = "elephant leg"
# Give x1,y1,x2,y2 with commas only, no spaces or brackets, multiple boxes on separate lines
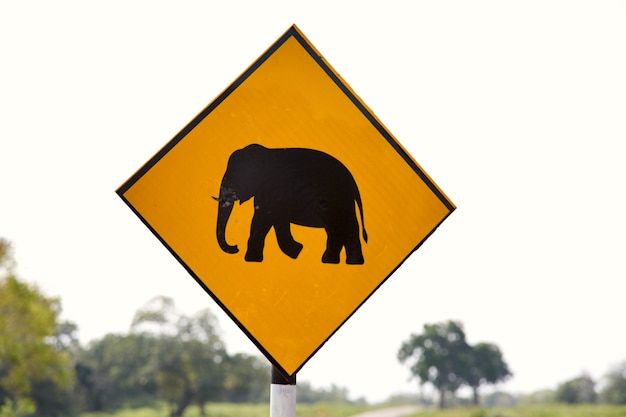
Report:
323,212,364,265
322,224,343,264
274,222,303,259
322,237,342,264
344,236,364,265
245,213,272,262
344,215,365,265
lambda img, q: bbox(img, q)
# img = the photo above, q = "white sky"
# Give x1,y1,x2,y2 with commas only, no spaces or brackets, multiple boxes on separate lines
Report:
1,0,625,404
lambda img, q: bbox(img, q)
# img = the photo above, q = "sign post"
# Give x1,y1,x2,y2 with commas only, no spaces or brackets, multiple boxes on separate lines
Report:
270,366,296,417
117,25,455,415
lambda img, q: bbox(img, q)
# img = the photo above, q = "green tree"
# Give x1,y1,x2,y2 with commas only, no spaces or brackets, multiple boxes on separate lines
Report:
600,362,626,405
31,320,80,417
222,353,269,403
183,310,227,415
0,239,15,277
463,342,512,405
398,320,470,408
130,296,226,417
75,332,159,410
555,373,597,404
0,239,72,416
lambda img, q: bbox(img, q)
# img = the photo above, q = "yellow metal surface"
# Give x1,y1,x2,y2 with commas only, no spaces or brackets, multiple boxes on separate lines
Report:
118,25,454,376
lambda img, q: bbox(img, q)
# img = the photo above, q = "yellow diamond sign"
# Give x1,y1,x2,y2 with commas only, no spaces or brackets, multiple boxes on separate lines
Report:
117,25,455,377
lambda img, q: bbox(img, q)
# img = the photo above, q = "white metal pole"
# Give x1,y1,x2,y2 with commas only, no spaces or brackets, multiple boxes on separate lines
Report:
270,366,296,417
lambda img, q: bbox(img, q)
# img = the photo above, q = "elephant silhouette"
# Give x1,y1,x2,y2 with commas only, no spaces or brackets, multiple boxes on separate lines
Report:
214,144,367,264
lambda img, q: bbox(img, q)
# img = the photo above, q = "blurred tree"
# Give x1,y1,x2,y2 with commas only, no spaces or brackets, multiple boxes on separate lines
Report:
519,388,556,405
555,373,597,404
398,320,470,408
398,320,512,408
463,342,512,405
52,320,80,353
75,332,159,410
130,296,226,417
184,310,226,415
0,239,72,416
221,354,355,405
481,391,517,407
600,362,626,405
297,381,352,403
222,353,269,403
31,320,80,417
0,239,15,276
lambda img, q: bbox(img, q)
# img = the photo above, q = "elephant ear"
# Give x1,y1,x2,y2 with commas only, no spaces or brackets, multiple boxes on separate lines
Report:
235,184,253,204
239,194,252,204
227,144,266,204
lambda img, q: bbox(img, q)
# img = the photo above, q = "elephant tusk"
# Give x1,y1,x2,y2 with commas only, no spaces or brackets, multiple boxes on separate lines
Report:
212,195,234,208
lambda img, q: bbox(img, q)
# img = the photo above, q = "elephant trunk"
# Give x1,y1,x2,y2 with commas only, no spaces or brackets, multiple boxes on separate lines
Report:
215,186,239,254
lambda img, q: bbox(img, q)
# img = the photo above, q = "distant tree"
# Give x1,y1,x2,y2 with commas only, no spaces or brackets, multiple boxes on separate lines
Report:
482,391,517,407
53,320,80,353
600,362,626,405
32,320,80,417
463,342,512,405
185,310,227,415
398,320,512,408
398,320,470,408
75,332,159,410
519,389,556,405
297,381,352,403
130,296,226,417
222,353,270,403
0,239,72,416
555,373,597,404
0,239,15,276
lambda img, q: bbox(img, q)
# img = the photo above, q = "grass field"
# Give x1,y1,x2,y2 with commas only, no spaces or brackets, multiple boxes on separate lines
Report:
81,402,372,417
409,404,626,417
81,403,626,417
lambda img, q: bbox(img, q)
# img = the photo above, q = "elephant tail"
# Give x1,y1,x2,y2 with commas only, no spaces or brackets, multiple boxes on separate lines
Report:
356,194,368,243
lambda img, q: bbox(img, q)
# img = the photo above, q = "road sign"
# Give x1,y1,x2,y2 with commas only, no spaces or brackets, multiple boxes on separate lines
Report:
117,25,455,377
